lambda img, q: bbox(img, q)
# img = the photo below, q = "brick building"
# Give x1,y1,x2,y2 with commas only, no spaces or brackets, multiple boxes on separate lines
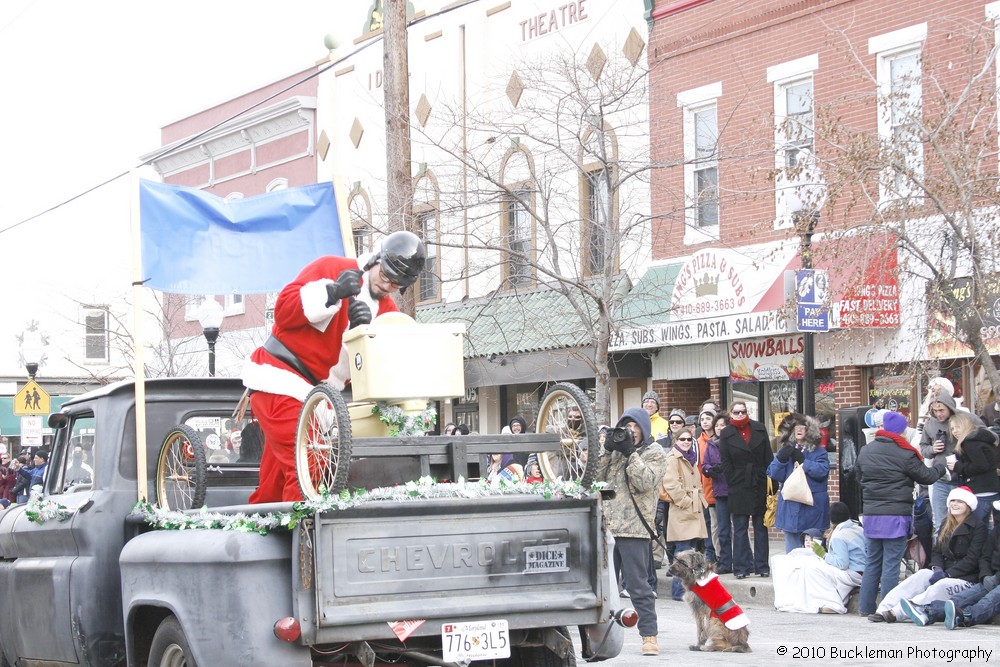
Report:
613,0,1000,465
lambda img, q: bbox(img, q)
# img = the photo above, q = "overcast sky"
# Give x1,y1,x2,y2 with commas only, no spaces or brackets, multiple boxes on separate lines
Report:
0,0,365,374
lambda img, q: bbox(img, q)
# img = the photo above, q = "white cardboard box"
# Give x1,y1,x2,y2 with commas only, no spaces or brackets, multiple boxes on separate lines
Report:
343,318,466,402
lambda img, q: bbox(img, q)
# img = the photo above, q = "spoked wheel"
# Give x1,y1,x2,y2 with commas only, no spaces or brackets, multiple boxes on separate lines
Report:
536,383,598,487
296,385,353,501
156,425,207,510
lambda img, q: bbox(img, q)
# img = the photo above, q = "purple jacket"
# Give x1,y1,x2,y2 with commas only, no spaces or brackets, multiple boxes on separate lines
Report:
700,437,728,497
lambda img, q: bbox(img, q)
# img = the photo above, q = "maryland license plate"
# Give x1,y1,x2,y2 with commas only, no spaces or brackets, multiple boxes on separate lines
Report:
442,620,510,662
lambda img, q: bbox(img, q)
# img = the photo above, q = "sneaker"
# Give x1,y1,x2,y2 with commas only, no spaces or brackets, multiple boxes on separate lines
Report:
819,607,840,614
641,636,659,656
619,590,630,598
757,571,771,578
899,598,929,627
867,611,895,623
944,600,964,630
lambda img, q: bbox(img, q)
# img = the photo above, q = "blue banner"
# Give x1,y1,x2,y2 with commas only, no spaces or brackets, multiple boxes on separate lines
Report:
139,180,344,294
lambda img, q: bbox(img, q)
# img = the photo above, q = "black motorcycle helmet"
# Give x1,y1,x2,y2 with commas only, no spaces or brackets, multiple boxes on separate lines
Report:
376,230,426,288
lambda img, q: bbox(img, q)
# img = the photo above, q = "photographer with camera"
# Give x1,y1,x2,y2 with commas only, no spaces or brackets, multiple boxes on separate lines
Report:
595,407,668,656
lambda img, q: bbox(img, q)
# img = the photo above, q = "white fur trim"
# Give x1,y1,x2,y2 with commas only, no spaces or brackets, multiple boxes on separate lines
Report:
947,485,979,512
695,573,718,587
724,613,750,630
327,347,350,391
300,279,340,332
242,358,313,403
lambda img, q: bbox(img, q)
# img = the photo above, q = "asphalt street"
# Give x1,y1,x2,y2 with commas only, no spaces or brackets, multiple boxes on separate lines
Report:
601,578,1000,667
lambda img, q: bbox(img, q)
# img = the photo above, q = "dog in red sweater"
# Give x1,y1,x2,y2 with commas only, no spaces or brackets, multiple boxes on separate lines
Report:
669,550,751,652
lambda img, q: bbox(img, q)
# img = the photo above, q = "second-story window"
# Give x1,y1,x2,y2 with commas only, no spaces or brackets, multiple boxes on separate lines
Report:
348,188,373,256
584,169,610,276
504,189,533,289
769,54,820,227
679,81,722,244
84,306,109,363
417,209,440,303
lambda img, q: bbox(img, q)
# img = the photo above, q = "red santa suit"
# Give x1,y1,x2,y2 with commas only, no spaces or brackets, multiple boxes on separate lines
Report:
242,255,398,503
690,573,750,630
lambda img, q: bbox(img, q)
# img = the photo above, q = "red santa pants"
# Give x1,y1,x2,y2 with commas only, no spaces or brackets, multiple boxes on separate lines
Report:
248,391,305,503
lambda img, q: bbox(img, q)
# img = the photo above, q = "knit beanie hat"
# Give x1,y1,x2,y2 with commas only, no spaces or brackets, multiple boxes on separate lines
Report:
948,486,978,512
669,408,687,421
829,502,851,525
882,411,908,435
642,391,660,410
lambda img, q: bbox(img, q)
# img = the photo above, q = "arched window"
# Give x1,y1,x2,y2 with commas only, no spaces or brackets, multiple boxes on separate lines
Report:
579,123,620,277
499,146,536,290
347,187,374,256
413,170,441,304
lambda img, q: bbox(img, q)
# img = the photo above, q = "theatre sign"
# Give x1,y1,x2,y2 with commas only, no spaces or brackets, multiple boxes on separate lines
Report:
611,245,798,352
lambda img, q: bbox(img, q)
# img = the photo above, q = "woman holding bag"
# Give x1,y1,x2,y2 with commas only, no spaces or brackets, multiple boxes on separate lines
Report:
662,427,708,601
766,413,830,553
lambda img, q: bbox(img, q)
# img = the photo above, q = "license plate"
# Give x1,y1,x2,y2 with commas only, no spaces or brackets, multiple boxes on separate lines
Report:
442,620,510,662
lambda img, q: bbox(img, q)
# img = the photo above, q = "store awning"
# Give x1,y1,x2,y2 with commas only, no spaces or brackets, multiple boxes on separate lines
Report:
611,244,799,351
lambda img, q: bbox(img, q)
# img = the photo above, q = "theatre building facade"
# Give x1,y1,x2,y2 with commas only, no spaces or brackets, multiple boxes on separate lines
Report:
619,0,1000,441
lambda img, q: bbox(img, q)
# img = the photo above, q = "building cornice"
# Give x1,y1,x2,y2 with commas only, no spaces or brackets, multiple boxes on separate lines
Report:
140,96,317,180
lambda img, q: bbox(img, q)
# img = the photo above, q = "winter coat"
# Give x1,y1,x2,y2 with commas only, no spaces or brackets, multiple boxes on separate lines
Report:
697,432,715,505
857,430,945,517
919,391,958,462
767,441,830,534
929,512,991,583
719,419,773,516
701,436,728,497
595,408,669,539
661,447,708,542
649,412,670,439
952,428,1000,495
0,465,16,502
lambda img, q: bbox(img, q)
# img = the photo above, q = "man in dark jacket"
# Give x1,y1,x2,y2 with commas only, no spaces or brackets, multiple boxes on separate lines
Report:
858,411,946,618
719,401,773,578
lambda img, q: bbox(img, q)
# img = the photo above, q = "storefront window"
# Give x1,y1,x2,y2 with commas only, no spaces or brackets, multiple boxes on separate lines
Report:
729,381,760,422
867,365,914,419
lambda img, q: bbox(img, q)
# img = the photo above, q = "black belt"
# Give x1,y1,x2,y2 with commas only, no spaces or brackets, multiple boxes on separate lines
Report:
263,336,320,386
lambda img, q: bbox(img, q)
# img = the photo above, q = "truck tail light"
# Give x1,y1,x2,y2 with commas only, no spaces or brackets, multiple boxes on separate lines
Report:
273,617,301,642
614,608,638,627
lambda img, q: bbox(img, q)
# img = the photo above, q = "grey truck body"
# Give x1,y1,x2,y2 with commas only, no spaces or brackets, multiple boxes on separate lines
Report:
0,378,623,666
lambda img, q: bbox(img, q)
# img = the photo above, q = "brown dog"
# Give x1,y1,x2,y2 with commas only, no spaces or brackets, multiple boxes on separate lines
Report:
668,550,752,652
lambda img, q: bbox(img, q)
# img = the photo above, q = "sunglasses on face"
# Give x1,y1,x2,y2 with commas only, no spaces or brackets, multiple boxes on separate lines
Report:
732,409,747,415
669,419,684,425
677,437,693,442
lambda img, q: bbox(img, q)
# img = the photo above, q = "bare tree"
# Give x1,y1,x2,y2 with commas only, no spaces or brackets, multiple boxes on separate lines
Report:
411,38,674,424
804,16,1000,401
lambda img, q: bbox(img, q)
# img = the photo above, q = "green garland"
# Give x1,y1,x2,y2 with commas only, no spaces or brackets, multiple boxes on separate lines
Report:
133,476,605,535
372,402,437,436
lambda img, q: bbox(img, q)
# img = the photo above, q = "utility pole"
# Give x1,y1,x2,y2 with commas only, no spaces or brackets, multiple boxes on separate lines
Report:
383,0,415,315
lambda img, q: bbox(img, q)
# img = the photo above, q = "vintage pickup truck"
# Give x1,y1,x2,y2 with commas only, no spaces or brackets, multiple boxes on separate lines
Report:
0,377,627,667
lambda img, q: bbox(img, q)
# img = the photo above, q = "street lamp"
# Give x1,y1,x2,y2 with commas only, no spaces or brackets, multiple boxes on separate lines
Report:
197,298,224,377
787,153,827,417
21,330,43,380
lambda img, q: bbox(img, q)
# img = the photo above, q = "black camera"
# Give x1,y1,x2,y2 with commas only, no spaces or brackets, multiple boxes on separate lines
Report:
605,426,633,454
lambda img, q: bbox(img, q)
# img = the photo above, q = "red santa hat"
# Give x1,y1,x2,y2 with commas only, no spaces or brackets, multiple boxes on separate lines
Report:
689,573,750,630
947,486,978,512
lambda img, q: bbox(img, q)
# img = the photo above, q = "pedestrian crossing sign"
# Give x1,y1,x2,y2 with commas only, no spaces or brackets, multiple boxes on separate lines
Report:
14,380,50,416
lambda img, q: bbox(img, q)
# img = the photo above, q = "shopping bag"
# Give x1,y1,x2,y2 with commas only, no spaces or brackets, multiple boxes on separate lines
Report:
764,477,778,527
780,462,814,506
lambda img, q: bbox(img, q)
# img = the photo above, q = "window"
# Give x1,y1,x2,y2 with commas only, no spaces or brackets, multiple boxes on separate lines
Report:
584,170,610,275
678,82,722,244
83,306,109,363
224,294,244,315
348,189,373,256
416,210,440,303
870,24,926,201
184,295,205,321
504,190,533,289
768,55,819,227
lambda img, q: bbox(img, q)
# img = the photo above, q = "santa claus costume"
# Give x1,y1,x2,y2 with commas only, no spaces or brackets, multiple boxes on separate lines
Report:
242,255,397,503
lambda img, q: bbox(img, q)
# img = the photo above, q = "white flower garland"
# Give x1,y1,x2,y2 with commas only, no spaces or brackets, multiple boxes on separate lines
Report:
373,402,437,436
25,487,73,524
133,477,605,535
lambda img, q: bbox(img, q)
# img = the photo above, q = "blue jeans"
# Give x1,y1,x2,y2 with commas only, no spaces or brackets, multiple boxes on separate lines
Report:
784,531,804,553
715,496,732,571
703,506,717,562
931,480,954,539
731,513,769,576
973,493,999,528
616,537,658,636
670,539,698,600
925,583,1000,626
859,534,908,615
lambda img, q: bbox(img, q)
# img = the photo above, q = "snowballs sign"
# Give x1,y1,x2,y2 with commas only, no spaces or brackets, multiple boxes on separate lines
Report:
729,335,805,382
